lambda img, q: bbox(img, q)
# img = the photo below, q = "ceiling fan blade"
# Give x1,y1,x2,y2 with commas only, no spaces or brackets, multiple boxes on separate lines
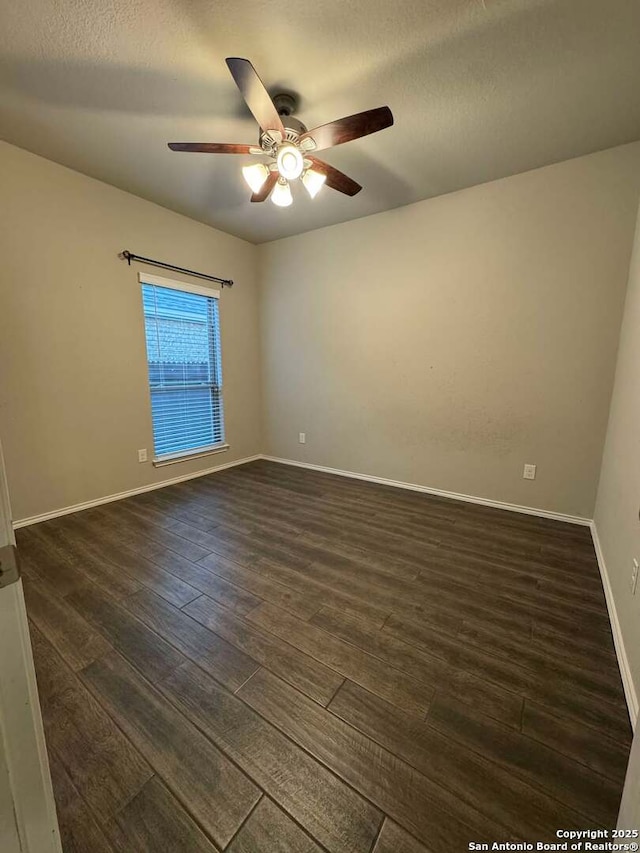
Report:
251,171,278,203
226,57,285,138
300,106,393,152
308,157,362,196
168,142,255,154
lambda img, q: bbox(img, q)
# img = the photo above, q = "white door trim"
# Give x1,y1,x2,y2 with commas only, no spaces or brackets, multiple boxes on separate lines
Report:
0,434,61,852
0,583,61,852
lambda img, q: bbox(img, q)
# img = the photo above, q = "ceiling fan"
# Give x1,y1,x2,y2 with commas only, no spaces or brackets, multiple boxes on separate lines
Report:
168,57,394,207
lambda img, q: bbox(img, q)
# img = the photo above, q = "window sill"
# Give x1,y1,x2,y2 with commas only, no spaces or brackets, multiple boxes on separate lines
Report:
152,443,229,468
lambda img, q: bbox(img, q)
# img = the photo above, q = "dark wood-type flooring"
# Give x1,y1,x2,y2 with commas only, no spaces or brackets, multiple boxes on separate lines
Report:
18,460,632,852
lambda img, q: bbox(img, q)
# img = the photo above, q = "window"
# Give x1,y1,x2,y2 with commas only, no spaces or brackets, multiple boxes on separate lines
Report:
140,273,226,465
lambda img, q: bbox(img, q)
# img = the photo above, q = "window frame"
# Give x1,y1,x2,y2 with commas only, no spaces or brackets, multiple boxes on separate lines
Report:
138,272,229,467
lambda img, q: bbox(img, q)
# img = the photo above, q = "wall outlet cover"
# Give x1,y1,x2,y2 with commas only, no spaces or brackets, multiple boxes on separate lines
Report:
523,463,537,480
138,449,148,463
299,433,306,444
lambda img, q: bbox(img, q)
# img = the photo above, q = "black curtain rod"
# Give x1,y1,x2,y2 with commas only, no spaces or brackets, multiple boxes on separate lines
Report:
119,250,233,288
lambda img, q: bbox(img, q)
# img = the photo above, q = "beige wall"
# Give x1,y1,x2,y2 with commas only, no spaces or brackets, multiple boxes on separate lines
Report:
594,198,640,708
259,143,640,519
3,138,640,527
0,142,262,522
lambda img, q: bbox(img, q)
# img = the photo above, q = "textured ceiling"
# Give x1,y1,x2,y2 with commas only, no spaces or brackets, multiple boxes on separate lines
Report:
2,0,640,243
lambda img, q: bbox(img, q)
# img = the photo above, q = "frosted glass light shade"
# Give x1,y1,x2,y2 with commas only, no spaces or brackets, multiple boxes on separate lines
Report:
276,144,304,180
242,163,270,194
302,169,326,199
271,178,293,207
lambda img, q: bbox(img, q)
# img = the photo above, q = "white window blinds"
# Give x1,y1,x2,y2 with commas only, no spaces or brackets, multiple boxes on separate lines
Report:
140,275,225,461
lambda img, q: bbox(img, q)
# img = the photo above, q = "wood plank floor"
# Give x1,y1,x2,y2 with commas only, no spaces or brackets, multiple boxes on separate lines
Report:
19,459,632,852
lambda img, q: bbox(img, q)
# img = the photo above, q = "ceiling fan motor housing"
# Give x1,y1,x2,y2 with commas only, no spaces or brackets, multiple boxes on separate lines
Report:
260,97,307,149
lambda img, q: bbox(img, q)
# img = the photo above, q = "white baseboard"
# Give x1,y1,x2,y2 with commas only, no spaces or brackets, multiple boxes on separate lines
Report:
12,454,262,529
590,522,638,730
14,452,592,531
261,455,591,526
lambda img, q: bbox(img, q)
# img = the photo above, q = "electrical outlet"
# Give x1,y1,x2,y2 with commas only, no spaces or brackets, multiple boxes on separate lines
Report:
632,558,639,595
299,432,306,444
138,448,148,463
523,463,537,480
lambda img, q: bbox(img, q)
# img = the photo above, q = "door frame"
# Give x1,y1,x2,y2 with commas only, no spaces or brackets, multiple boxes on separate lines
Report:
0,435,61,852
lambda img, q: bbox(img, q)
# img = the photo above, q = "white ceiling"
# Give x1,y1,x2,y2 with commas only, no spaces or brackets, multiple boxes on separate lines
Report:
2,0,640,244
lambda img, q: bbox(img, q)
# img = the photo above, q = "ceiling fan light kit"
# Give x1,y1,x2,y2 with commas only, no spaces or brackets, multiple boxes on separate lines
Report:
276,144,304,181
242,162,270,194
271,177,293,207
168,57,394,207
302,169,326,199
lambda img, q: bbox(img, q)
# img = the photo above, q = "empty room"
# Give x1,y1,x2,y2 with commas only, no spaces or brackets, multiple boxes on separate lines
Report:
1,0,640,850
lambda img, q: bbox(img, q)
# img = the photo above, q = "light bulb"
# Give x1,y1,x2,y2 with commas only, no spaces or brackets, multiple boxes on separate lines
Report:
302,169,326,199
276,144,304,180
271,178,293,207
242,163,269,194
